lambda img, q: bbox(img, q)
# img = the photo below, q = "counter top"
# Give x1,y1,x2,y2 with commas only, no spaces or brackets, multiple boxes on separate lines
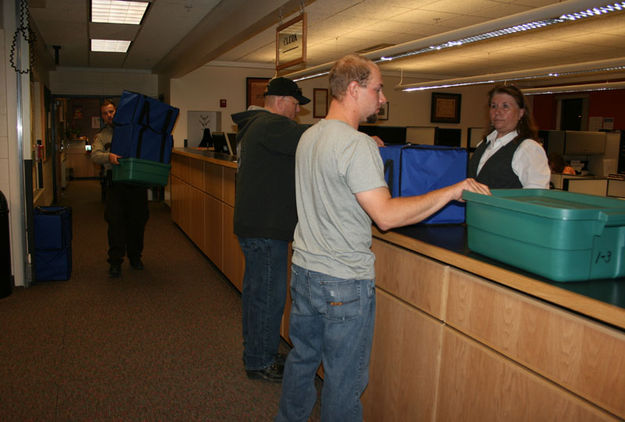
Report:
373,224,625,330
173,147,238,168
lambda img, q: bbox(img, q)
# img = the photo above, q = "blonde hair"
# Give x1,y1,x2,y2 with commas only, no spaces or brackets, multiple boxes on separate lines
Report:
329,54,375,100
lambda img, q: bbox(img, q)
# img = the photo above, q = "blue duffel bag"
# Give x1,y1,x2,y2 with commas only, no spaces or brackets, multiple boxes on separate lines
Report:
114,90,179,134
34,206,72,281
111,124,173,164
378,144,468,224
378,144,403,198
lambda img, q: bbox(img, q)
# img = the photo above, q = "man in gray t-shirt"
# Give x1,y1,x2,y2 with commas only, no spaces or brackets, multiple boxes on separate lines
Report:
276,54,490,422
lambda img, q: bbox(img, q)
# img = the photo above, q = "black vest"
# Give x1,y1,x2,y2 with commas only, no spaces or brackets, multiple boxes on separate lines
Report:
468,136,524,189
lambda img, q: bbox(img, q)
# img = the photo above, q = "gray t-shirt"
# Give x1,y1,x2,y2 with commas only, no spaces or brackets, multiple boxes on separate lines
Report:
292,119,387,280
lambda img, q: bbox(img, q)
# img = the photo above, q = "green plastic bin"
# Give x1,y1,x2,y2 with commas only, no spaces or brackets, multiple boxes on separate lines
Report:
462,189,625,282
112,158,171,186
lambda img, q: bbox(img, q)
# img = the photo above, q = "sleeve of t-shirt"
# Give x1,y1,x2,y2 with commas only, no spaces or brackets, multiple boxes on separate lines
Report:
342,134,387,194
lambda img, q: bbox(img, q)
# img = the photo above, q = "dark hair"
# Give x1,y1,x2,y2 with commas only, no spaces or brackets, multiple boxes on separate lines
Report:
101,98,116,109
488,84,537,140
548,152,566,173
329,54,374,100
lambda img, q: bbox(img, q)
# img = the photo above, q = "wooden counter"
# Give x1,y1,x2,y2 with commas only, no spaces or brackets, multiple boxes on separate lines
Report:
170,149,243,290
366,226,625,421
170,148,624,421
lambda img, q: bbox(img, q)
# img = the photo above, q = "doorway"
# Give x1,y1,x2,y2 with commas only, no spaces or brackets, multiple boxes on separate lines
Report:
559,97,588,131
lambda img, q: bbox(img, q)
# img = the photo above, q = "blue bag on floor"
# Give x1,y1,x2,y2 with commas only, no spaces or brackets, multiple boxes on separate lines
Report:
111,124,173,164
378,144,467,224
34,206,72,281
114,90,179,134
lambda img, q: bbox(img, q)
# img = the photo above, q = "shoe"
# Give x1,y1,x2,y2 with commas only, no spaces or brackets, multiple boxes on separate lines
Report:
129,258,144,270
246,361,284,382
275,352,287,367
109,264,122,278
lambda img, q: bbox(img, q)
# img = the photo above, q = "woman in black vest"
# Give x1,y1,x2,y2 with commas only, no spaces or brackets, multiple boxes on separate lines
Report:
468,85,550,189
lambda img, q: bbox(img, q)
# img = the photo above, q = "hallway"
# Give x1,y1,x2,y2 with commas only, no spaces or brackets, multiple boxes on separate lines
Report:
0,179,318,421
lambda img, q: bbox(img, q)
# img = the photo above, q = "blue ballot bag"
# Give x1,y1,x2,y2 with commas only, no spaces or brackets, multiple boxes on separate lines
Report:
378,144,467,224
111,124,173,164
114,90,179,134
34,206,72,281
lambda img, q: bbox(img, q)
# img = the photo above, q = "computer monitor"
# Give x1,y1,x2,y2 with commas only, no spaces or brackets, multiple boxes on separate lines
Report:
226,133,238,156
212,132,229,154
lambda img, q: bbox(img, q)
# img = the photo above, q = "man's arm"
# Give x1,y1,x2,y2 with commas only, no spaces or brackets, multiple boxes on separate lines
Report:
355,179,490,231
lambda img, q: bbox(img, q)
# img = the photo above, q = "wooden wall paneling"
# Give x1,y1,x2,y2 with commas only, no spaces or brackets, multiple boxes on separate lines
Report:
170,154,181,178
362,289,443,422
189,185,205,250
222,167,236,207
372,239,448,320
446,268,625,419
221,204,244,291
204,162,223,199
181,181,192,235
170,175,181,225
437,327,618,422
203,193,223,268
189,158,204,191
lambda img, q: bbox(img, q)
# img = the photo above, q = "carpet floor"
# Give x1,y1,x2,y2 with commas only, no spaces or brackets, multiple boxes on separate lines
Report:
0,179,321,421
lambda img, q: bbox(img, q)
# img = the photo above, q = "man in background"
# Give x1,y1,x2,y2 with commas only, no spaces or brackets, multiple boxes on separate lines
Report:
91,99,149,278
232,77,310,382
276,54,490,421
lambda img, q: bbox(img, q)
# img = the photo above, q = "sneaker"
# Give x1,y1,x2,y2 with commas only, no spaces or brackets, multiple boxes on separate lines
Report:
109,264,122,278
275,352,287,367
129,258,144,270
246,361,284,382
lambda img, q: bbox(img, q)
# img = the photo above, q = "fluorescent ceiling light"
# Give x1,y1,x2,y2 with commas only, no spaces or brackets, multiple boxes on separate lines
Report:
290,0,625,82
380,2,625,63
91,0,149,24
397,58,625,92
523,81,625,95
91,39,131,53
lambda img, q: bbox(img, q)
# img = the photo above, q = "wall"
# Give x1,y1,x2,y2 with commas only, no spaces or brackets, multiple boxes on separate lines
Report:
530,89,625,131
170,64,275,147
49,67,158,97
170,64,493,148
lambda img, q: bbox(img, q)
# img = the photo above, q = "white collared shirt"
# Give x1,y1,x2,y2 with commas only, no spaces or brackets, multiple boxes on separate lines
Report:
476,130,550,189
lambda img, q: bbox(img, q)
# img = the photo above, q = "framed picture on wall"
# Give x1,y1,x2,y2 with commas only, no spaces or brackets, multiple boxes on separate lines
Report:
377,102,389,120
313,88,328,118
246,77,271,108
431,92,461,123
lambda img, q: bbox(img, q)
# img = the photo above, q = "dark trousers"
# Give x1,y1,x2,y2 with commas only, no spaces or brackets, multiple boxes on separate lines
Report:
105,180,149,265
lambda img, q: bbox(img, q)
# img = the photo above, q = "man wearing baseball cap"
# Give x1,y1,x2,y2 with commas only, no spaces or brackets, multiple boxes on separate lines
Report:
232,77,310,382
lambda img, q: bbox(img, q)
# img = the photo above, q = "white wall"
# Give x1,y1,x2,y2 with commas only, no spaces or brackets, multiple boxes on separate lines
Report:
170,64,275,147
170,64,493,148
49,67,158,97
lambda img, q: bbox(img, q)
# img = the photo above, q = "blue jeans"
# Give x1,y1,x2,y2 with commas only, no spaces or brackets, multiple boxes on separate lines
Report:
276,264,376,422
239,237,288,370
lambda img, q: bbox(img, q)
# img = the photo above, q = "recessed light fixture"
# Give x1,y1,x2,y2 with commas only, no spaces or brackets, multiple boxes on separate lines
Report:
91,39,132,53
91,0,149,25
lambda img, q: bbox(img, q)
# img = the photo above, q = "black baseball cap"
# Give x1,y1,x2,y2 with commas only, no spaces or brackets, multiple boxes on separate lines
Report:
264,77,310,105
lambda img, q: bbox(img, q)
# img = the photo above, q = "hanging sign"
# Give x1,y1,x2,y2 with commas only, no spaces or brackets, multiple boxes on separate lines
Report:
276,13,306,71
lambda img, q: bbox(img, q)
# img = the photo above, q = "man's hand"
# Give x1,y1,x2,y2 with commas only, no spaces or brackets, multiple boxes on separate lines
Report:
453,178,490,201
109,153,122,165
